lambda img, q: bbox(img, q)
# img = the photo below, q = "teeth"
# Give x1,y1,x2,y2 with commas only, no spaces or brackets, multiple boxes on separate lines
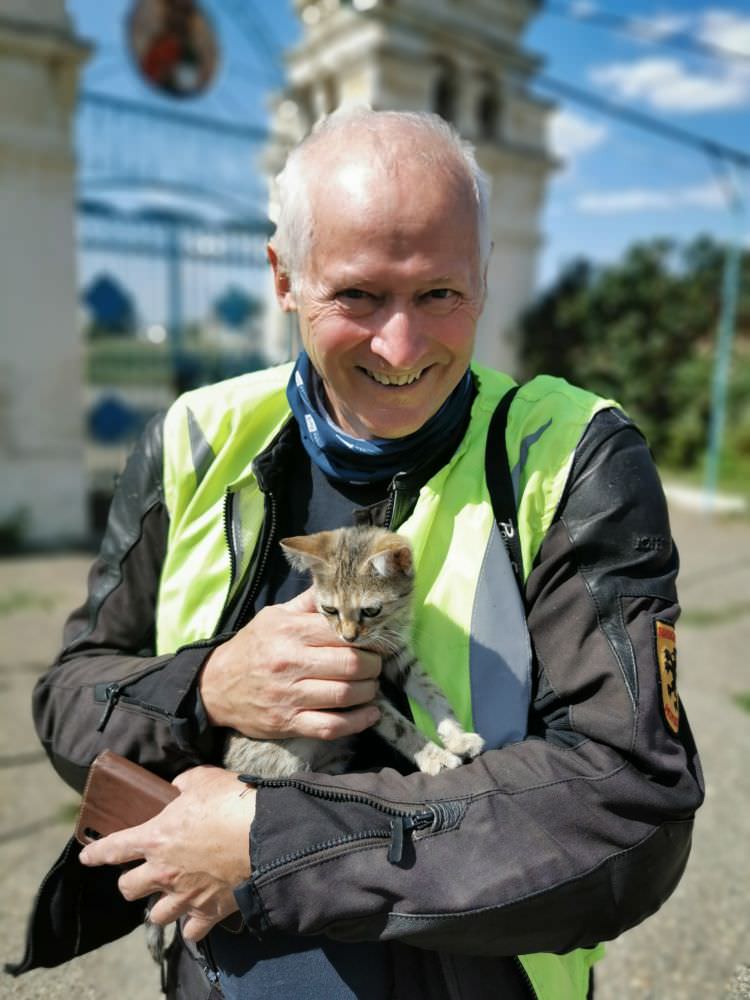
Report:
367,368,425,386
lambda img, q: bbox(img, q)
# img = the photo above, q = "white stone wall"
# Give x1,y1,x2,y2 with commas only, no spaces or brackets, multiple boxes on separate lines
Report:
0,7,90,545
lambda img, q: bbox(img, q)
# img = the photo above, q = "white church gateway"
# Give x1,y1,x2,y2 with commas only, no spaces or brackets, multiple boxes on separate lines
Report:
0,2,90,547
0,0,554,546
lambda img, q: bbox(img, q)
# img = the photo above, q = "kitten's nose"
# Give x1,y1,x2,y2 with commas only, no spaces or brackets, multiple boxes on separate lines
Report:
341,621,360,643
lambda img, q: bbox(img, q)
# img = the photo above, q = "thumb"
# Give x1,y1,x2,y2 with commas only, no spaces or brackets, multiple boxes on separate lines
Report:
284,586,318,614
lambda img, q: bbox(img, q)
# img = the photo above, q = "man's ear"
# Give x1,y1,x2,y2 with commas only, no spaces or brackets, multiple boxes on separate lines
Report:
267,244,297,312
481,247,492,307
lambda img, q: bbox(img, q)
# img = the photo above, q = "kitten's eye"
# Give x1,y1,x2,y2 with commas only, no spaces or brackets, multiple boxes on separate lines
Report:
361,605,382,618
320,605,339,616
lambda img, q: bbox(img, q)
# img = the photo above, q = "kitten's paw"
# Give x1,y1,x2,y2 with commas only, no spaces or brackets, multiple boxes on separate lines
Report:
442,730,485,760
414,743,462,775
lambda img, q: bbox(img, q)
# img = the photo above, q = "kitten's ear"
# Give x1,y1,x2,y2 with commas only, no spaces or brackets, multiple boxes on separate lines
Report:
367,533,413,578
280,532,334,573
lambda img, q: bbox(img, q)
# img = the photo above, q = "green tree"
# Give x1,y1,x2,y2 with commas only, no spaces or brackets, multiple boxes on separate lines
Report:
520,235,749,478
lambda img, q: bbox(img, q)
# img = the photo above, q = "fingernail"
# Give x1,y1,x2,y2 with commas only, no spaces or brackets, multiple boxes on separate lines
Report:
79,849,89,864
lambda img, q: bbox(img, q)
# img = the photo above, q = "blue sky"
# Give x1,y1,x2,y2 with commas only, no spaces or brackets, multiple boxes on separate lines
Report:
524,1,750,284
69,0,750,294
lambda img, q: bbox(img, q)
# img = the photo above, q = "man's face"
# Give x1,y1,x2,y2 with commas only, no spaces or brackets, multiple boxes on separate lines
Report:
274,154,485,440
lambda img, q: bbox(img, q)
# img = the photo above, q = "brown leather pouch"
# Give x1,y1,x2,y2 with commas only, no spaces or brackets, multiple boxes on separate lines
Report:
75,749,179,846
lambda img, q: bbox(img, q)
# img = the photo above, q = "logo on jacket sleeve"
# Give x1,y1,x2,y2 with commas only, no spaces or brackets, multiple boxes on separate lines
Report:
655,621,679,734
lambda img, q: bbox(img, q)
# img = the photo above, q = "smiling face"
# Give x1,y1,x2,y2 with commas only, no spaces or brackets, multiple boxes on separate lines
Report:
270,136,486,439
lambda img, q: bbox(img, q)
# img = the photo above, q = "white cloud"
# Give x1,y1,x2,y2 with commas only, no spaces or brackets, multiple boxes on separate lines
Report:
569,1,597,16
577,189,672,213
590,56,750,112
700,10,750,59
547,109,607,160
576,180,729,214
630,13,691,43
681,181,727,209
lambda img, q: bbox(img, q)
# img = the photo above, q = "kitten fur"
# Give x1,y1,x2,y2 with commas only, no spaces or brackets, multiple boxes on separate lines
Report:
147,526,484,964
223,525,485,778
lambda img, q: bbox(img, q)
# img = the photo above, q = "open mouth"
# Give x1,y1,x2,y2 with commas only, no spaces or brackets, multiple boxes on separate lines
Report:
359,366,428,387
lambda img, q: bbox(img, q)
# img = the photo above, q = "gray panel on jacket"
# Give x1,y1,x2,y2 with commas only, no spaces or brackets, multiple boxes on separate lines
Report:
187,407,216,486
469,525,531,748
510,418,552,500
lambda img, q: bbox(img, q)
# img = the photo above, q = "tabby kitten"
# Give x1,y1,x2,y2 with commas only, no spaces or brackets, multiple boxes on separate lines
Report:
147,527,485,964
223,525,485,778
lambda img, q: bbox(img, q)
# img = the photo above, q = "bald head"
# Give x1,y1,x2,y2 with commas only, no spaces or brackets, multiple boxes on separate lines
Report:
271,108,491,291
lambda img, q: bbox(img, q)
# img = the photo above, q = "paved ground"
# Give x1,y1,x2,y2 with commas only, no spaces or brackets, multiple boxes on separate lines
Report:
0,505,748,999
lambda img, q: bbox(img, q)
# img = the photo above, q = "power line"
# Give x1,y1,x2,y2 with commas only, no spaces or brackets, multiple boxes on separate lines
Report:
529,72,750,170
82,91,270,143
542,1,750,68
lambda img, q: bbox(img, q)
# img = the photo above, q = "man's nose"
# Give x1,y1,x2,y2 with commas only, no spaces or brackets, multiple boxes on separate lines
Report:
369,305,429,369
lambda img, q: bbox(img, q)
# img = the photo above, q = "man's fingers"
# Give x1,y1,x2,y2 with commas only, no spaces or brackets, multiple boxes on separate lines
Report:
294,704,381,740
303,647,381,680
182,912,224,942
79,824,152,868
146,892,190,927
149,894,238,939
118,861,171,902
294,678,379,710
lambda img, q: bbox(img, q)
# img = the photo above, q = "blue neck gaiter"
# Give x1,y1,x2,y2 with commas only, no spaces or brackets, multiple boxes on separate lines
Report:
286,351,473,486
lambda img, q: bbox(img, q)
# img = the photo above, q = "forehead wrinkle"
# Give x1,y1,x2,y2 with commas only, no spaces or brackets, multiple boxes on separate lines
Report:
306,184,478,291
304,133,477,248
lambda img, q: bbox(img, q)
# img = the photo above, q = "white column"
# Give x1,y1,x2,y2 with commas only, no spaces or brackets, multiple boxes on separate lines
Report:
474,154,548,375
0,6,90,545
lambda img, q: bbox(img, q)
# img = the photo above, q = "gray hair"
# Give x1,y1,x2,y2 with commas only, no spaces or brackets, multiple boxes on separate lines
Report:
271,107,491,290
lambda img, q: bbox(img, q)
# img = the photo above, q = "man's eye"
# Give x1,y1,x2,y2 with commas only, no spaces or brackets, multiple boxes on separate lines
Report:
338,289,370,300
321,605,339,616
361,605,382,618
425,288,456,300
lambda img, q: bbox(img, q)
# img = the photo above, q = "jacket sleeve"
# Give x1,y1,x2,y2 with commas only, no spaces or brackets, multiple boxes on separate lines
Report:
235,409,705,957
32,414,222,793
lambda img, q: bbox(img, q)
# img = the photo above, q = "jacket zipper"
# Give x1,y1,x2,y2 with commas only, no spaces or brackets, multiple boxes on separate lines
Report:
223,489,237,598
383,491,395,529
225,482,278,632
93,630,231,732
92,485,256,735
93,657,183,733
232,489,278,630
514,956,538,998
95,682,122,732
384,471,411,529
240,775,438,871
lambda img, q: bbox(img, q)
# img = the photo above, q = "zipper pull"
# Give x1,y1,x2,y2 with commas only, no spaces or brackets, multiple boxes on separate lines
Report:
388,808,437,863
388,816,407,864
238,774,264,791
96,682,121,732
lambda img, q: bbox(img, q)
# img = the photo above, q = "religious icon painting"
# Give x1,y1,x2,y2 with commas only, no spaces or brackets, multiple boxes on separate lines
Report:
127,0,220,99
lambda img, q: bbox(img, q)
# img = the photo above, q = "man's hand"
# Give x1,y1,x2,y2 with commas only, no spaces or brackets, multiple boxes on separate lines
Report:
199,587,382,739
79,766,254,942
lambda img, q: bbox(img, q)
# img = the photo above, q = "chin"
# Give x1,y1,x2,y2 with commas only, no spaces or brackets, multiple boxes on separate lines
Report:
367,420,427,440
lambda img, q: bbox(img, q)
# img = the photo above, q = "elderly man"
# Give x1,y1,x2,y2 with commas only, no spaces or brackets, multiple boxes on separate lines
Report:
14,110,703,999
